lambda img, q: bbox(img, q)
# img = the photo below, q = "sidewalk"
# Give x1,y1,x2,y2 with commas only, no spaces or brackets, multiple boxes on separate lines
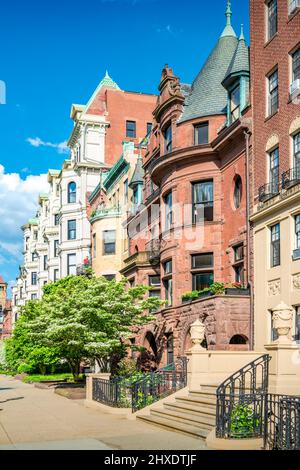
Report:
0,375,206,450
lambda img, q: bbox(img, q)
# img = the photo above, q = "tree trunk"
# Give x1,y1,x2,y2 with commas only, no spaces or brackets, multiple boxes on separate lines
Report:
68,360,81,382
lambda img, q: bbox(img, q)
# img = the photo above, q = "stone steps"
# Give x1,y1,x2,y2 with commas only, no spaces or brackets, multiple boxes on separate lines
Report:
137,414,210,440
137,387,218,441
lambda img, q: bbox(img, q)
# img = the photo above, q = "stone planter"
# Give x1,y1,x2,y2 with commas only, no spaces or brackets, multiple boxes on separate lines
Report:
198,291,214,300
225,288,250,296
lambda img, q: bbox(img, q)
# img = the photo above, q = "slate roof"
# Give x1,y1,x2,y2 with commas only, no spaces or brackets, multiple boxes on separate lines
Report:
179,35,238,123
223,32,250,88
129,157,144,188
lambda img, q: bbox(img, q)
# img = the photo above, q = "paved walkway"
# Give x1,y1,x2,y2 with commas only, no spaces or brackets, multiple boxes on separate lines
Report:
0,375,206,450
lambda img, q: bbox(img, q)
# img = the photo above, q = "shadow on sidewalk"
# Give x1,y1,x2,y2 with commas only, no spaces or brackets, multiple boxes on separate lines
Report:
0,397,24,404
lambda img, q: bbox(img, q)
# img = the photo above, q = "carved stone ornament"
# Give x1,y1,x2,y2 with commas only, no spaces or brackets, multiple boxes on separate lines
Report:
190,319,206,350
293,273,300,290
268,279,281,296
272,302,293,344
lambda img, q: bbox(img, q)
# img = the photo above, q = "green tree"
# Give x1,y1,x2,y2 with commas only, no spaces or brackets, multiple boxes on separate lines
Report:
5,301,60,374
14,276,161,381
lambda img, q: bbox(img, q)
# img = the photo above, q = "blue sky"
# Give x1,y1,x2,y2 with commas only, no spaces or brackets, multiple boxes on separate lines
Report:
0,0,249,292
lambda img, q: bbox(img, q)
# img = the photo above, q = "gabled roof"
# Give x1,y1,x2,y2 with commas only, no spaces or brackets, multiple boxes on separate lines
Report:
129,157,144,188
178,1,238,123
84,71,121,114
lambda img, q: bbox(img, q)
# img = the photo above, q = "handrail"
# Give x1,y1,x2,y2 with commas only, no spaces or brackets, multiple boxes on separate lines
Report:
216,354,270,439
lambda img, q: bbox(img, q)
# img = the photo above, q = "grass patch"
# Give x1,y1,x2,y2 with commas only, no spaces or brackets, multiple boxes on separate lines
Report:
22,373,74,383
0,370,16,376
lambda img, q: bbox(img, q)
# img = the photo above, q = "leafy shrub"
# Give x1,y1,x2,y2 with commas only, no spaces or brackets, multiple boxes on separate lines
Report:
17,363,34,374
230,403,261,438
182,291,199,301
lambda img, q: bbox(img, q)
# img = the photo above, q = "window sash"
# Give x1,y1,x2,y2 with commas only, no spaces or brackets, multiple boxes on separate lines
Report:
295,308,300,342
268,0,278,39
68,183,76,204
193,181,214,223
192,253,214,269
164,260,173,275
164,278,173,306
269,148,279,189
194,123,209,145
164,192,173,230
230,85,241,122
292,48,300,82
294,133,300,166
126,121,136,138
192,272,214,291
103,230,116,255
295,215,300,249
268,70,278,115
31,272,37,285
271,224,280,267
234,245,244,262
68,220,76,240
149,275,161,287
164,125,172,153
67,254,76,275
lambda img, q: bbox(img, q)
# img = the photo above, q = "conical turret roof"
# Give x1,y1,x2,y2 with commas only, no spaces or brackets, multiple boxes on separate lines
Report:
129,157,144,188
222,26,249,88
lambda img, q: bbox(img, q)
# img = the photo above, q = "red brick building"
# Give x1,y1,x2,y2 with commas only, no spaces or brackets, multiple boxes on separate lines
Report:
0,276,12,339
122,1,254,367
250,0,300,349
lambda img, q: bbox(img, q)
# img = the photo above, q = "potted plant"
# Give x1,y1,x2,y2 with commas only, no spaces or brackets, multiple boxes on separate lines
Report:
230,403,261,439
225,283,250,296
198,287,214,299
182,291,199,303
198,283,225,299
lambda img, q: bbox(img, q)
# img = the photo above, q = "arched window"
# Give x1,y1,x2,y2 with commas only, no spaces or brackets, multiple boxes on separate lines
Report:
68,182,76,204
233,176,242,209
229,334,248,345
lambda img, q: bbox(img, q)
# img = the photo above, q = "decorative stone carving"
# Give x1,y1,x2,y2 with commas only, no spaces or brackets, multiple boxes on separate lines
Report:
265,134,279,152
289,116,300,136
190,319,206,350
272,303,293,344
292,273,300,290
268,279,281,296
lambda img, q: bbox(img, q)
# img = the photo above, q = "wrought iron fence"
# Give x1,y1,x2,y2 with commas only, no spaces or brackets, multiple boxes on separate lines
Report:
216,354,270,439
131,356,188,413
92,356,188,413
265,394,300,450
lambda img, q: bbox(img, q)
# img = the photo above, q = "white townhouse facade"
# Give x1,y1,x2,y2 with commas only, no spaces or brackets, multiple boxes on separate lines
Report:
12,71,156,320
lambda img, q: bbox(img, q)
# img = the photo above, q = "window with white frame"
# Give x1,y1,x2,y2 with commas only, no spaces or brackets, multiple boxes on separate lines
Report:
230,84,241,123
289,0,300,15
67,254,76,275
269,147,280,192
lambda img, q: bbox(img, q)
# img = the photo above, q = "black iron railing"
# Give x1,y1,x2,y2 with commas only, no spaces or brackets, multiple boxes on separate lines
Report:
258,182,280,203
92,376,132,408
131,356,188,413
216,354,270,439
92,356,188,413
282,167,300,190
265,394,300,450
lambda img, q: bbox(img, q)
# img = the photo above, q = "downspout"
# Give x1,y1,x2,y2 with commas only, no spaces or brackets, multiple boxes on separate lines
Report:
244,129,254,350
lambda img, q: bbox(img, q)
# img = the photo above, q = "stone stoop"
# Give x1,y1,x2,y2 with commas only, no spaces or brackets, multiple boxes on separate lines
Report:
136,384,218,441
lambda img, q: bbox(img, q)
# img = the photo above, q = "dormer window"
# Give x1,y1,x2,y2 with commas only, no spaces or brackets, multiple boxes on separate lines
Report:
230,84,240,123
164,124,172,154
194,122,209,145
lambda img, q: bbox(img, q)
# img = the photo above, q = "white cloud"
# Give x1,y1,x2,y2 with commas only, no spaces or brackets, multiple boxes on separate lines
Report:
0,165,48,270
26,137,69,154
